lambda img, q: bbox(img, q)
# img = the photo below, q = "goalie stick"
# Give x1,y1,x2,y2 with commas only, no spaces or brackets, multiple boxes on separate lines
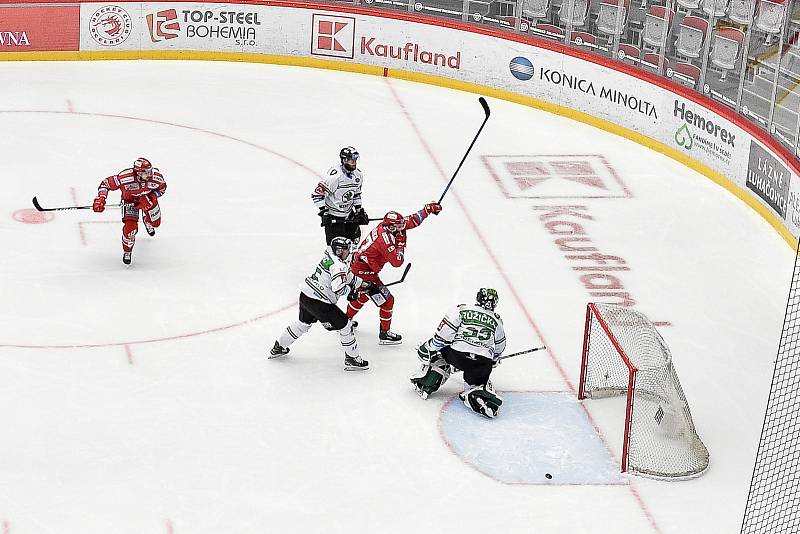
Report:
437,96,491,204
32,196,121,212
498,345,547,361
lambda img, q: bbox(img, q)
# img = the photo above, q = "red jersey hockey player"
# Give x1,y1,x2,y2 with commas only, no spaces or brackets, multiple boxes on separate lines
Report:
347,201,442,344
92,157,167,265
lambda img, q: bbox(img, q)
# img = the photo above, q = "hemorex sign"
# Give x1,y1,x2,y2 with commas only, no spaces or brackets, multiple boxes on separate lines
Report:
747,141,789,218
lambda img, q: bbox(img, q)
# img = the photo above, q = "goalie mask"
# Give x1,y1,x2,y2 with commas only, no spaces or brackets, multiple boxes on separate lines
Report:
382,211,406,233
476,288,499,311
339,146,359,172
330,237,353,262
133,157,153,179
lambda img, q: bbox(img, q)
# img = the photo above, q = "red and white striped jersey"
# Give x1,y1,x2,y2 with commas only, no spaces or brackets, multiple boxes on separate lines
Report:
97,167,166,203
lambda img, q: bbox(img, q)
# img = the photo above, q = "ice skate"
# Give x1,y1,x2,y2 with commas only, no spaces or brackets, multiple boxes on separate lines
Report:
379,330,402,345
268,341,289,359
410,378,430,400
144,220,156,236
122,251,132,265
344,354,369,371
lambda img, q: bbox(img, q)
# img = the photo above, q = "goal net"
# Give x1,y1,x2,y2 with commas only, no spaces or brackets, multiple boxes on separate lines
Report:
578,303,709,479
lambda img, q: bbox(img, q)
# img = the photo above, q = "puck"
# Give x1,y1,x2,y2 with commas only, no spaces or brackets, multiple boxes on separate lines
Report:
545,473,552,479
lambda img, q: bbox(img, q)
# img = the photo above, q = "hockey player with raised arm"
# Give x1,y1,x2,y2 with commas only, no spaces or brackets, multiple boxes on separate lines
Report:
346,201,442,345
92,157,167,265
312,146,369,245
411,288,506,418
270,237,370,371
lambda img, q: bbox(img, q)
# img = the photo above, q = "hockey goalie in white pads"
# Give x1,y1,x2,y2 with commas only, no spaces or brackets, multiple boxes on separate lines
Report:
410,288,506,418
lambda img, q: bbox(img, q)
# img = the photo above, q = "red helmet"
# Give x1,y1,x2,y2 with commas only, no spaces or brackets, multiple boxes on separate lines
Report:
382,211,406,233
133,157,152,177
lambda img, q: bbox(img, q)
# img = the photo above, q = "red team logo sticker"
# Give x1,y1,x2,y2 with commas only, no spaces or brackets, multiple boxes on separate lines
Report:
311,14,355,59
146,9,180,42
89,5,133,46
483,155,632,199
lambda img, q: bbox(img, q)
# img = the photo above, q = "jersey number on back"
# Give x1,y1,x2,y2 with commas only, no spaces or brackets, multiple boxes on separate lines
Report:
463,326,493,341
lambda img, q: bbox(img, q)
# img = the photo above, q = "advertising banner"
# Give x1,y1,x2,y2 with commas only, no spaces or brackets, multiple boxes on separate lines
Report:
0,6,80,52
81,3,265,53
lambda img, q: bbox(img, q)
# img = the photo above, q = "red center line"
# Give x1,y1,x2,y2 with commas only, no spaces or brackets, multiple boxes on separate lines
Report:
0,303,296,349
385,80,663,534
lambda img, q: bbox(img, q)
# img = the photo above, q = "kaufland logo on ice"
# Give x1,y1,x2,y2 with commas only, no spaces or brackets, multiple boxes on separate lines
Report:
311,14,355,59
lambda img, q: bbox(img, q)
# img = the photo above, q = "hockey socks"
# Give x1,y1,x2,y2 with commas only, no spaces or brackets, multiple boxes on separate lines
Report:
347,293,369,318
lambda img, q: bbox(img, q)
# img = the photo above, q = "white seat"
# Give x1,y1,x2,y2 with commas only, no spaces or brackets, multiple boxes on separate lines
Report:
701,0,728,17
641,8,674,49
676,0,701,12
727,0,755,23
522,0,550,21
755,0,786,45
675,16,708,58
596,0,629,38
710,28,744,80
558,0,590,27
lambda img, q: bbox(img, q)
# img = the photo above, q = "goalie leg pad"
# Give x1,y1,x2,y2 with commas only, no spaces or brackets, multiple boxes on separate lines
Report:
410,355,451,399
462,385,504,418
416,341,439,363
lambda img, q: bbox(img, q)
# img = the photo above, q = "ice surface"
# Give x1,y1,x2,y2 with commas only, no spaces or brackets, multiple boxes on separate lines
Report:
0,60,793,533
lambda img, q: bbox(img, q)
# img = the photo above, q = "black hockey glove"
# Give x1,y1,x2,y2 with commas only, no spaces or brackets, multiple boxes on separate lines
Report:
363,281,380,296
350,207,369,226
318,207,332,227
348,281,377,301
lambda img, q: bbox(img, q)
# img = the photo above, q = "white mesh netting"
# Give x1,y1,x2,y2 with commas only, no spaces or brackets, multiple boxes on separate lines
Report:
579,303,710,479
741,243,800,533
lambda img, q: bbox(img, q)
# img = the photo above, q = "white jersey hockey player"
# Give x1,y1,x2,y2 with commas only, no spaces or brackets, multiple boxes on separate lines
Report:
411,288,507,417
270,237,369,370
312,146,369,245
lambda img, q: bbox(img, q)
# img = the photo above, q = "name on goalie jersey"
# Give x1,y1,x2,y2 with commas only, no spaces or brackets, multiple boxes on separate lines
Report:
461,309,497,329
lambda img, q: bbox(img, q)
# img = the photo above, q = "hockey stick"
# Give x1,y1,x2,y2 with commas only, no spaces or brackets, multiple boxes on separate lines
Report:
384,263,411,287
437,96,491,204
498,345,547,361
32,196,121,212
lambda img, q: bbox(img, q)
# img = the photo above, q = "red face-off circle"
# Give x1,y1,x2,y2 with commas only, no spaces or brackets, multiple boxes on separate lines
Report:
13,208,54,224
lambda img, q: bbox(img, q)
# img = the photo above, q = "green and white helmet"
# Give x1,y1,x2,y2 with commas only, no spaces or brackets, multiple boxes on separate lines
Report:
476,288,499,311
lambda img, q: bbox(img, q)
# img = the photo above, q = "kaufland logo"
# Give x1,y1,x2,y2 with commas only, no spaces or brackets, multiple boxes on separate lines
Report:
147,9,180,42
311,14,355,59
361,39,461,70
